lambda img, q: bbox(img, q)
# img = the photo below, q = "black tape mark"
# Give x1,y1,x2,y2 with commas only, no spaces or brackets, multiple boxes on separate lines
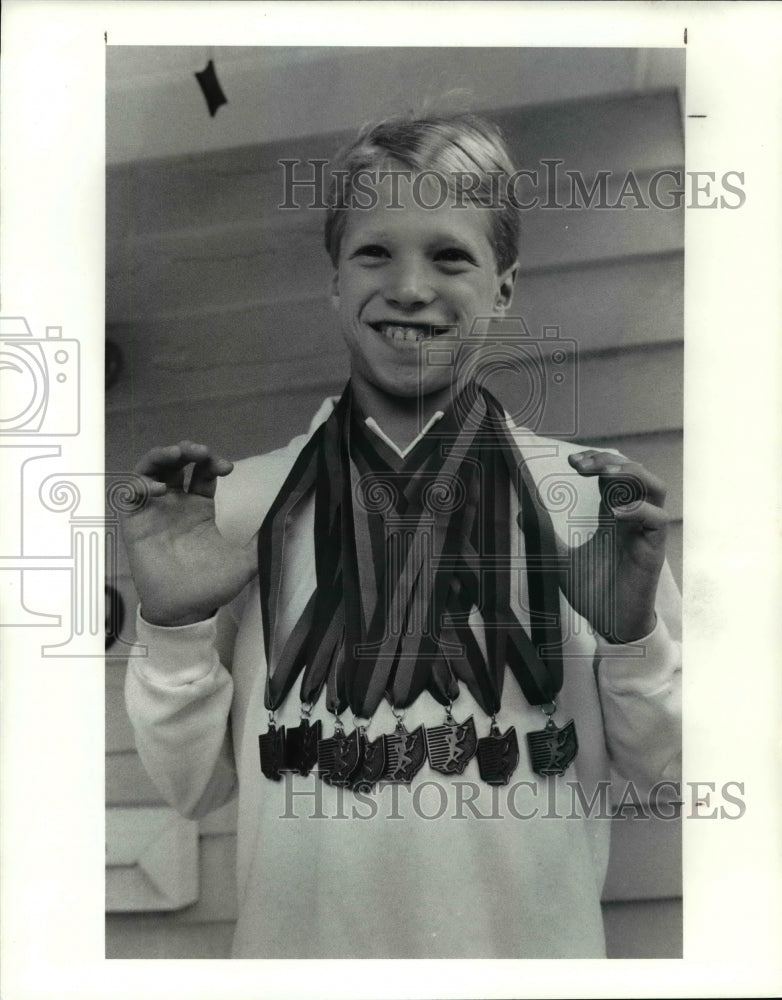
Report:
195,59,228,118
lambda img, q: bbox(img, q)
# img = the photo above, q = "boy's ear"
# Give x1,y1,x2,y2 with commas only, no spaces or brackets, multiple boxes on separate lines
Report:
494,262,519,312
329,270,340,308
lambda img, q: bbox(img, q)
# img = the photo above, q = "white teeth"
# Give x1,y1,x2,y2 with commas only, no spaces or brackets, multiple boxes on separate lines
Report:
379,324,431,342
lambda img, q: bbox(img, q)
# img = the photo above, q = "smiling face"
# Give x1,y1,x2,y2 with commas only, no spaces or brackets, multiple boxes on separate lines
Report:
331,172,518,408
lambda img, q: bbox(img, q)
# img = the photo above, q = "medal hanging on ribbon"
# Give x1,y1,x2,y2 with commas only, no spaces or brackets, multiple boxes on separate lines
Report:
486,392,578,778
283,705,322,776
476,718,520,786
381,713,427,783
425,706,477,776
349,722,387,792
258,713,286,781
317,714,362,787
526,702,579,777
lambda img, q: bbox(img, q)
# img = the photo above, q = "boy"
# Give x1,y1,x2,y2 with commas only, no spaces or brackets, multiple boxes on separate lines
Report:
122,112,681,958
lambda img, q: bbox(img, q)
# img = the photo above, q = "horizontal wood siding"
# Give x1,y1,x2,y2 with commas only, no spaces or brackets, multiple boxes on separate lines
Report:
108,89,682,240
105,344,683,464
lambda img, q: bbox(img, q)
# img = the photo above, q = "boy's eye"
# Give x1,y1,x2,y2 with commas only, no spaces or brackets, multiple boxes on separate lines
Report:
352,244,389,259
435,248,476,265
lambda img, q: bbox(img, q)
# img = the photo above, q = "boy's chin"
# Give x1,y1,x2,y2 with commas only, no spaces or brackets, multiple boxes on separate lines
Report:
391,370,455,400
360,369,454,404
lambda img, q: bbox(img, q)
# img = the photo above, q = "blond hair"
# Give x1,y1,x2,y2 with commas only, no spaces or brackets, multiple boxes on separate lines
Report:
324,111,521,273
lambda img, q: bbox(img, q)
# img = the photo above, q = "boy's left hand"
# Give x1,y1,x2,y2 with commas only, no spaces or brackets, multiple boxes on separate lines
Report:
563,450,669,643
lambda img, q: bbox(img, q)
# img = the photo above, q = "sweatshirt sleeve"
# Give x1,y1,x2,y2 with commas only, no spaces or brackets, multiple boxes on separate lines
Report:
122,405,337,822
124,605,239,819
594,562,682,787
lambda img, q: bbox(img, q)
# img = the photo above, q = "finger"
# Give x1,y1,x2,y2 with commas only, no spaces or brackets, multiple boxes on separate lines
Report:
568,449,630,473
134,441,212,489
570,452,667,508
188,455,234,498
601,461,667,509
610,499,670,532
134,441,213,474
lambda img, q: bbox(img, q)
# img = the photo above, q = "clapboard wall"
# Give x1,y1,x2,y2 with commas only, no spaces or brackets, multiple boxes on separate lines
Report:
106,87,683,959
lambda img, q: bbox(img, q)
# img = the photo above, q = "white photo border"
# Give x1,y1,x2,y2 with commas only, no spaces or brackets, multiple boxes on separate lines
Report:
1,2,781,998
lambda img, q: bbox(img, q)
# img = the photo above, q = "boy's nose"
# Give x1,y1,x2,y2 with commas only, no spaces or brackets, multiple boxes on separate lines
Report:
383,263,435,310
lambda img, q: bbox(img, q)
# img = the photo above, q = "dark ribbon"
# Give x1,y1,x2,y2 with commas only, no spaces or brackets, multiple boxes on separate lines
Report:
257,381,563,718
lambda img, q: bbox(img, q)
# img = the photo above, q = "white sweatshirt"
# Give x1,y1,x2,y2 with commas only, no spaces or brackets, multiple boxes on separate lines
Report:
125,398,682,958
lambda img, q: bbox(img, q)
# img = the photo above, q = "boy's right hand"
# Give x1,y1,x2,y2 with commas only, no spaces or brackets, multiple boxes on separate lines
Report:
120,441,258,627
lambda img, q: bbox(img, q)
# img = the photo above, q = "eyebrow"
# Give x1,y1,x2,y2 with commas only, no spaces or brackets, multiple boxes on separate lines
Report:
348,229,483,254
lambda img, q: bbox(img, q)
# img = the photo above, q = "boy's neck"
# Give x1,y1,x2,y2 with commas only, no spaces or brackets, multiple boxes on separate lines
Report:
350,378,454,451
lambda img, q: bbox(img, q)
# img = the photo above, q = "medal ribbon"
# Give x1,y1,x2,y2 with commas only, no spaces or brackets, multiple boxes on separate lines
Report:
258,381,564,717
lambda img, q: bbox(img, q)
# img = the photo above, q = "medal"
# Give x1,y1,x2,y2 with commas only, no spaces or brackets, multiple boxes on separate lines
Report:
258,715,286,781
318,717,362,786
382,715,426,783
476,718,519,785
349,725,387,792
526,704,578,777
425,709,477,776
283,713,322,776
